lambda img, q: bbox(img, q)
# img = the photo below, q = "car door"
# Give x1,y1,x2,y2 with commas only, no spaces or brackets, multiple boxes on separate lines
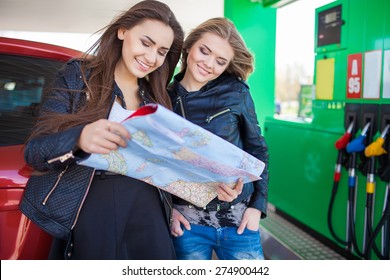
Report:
0,37,82,259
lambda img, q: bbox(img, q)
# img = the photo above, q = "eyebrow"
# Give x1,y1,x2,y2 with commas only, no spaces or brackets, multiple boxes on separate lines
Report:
201,44,229,62
143,35,170,51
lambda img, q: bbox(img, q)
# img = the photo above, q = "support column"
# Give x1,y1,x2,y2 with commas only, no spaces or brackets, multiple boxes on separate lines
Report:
224,0,277,124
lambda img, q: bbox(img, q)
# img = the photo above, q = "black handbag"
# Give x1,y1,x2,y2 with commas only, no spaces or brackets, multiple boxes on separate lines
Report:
19,164,94,240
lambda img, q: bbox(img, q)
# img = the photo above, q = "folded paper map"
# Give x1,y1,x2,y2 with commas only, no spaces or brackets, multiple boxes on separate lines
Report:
78,102,265,207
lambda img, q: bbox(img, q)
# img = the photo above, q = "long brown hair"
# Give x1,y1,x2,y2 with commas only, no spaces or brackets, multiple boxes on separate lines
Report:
180,17,253,80
32,0,183,136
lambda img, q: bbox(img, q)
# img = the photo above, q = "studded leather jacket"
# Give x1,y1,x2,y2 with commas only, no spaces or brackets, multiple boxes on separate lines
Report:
24,59,173,227
167,72,269,218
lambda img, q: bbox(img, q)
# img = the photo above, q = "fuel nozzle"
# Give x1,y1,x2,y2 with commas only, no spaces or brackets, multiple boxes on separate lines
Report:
346,122,371,153
335,122,354,150
364,124,390,157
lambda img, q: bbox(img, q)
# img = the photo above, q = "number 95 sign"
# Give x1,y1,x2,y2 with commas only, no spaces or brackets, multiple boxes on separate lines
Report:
347,53,362,99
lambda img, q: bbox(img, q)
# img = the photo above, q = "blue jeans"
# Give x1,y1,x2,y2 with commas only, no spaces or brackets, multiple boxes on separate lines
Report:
172,224,264,260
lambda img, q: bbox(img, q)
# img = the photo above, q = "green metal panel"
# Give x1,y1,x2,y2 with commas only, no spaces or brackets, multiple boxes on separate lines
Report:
264,118,345,236
224,0,276,128
361,0,385,51
385,0,390,50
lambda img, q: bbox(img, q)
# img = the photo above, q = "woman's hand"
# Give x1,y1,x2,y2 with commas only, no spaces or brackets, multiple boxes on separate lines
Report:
237,207,261,234
170,208,191,237
78,119,131,154
217,178,243,202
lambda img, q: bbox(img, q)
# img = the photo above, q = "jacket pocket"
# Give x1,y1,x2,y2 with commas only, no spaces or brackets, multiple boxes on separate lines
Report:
42,166,69,205
206,108,238,141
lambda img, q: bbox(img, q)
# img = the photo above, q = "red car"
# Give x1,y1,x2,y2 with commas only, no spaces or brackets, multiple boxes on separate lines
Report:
0,37,82,259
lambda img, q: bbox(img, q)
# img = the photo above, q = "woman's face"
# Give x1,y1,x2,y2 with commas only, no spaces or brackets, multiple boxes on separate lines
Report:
117,19,174,80
184,32,234,90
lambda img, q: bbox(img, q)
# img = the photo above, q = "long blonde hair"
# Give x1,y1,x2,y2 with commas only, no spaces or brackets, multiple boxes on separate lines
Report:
181,17,253,80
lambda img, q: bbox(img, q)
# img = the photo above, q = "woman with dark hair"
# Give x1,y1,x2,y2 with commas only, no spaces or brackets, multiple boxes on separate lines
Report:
24,0,184,260
168,17,269,260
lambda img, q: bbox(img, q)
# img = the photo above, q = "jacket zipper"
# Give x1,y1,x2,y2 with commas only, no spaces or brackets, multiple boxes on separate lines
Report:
47,151,75,164
42,166,69,205
71,169,95,230
177,96,187,119
205,108,231,123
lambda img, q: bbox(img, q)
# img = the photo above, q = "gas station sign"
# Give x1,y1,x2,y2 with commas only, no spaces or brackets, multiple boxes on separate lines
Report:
346,53,362,99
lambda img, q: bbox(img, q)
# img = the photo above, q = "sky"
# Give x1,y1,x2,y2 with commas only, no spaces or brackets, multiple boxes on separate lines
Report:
275,0,335,76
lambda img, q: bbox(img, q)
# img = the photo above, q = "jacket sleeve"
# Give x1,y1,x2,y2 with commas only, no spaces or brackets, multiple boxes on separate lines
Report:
240,87,269,218
24,60,87,172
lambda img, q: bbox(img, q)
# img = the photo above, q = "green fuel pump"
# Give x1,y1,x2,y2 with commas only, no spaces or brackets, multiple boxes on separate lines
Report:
260,0,390,260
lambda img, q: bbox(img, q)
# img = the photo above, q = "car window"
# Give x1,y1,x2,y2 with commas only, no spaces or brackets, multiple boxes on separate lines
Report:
0,54,64,146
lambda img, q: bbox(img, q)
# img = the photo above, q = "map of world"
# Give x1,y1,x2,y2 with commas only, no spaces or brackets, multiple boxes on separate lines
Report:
78,102,265,207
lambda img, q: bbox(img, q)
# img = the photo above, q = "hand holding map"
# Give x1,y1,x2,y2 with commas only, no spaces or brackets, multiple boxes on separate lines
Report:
78,102,265,207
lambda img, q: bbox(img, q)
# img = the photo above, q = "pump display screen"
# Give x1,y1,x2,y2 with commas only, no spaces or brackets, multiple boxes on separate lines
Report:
325,11,337,24
317,4,342,47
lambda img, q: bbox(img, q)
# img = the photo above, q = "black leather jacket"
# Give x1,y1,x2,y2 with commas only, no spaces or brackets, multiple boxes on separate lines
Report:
24,59,173,226
168,72,269,218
